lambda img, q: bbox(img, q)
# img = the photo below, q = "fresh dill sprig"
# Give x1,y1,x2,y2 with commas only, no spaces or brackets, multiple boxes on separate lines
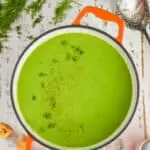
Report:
0,0,26,52
0,0,26,36
26,0,46,19
53,0,73,24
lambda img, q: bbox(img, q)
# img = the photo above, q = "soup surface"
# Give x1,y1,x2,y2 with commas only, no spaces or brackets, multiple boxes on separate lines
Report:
17,32,132,147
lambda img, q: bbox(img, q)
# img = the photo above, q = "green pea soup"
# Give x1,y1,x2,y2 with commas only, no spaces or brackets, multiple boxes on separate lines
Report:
14,29,136,149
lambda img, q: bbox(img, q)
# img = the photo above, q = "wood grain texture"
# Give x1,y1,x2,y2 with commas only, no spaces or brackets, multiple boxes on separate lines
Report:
0,0,149,149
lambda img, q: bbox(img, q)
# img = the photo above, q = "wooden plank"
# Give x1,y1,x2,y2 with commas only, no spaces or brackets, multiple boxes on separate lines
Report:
143,30,150,139
0,0,149,149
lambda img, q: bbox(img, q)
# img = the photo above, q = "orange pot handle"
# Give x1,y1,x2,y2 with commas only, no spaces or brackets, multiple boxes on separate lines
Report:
72,6,124,44
25,135,34,150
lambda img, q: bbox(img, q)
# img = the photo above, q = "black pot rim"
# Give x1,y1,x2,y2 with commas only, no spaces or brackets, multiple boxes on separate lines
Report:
10,25,140,150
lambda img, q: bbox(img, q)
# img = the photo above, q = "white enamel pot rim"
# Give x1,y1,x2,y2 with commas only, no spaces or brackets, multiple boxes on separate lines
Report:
11,25,139,150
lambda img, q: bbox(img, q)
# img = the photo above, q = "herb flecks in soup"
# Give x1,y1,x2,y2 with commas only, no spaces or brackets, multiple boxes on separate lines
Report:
17,33,132,147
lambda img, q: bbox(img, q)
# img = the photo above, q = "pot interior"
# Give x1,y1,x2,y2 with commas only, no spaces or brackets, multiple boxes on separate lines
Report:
11,26,139,150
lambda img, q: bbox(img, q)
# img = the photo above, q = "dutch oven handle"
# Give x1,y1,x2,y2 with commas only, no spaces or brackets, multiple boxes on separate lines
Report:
24,135,34,150
72,6,125,44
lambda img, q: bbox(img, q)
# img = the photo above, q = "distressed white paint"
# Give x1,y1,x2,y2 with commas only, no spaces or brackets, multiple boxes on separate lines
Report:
0,0,149,149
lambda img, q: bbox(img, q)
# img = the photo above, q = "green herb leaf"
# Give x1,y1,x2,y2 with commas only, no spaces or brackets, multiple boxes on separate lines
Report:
26,0,46,19
32,95,37,100
32,15,43,27
0,0,26,51
53,0,73,24
43,112,52,119
16,25,22,35
27,35,35,40
48,122,56,129
38,72,47,77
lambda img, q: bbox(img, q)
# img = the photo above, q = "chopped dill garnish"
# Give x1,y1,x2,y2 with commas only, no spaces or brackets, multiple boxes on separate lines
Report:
72,55,79,62
27,35,35,40
61,40,67,46
53,0,73,24
41,81,45,88
52,59,58,63
48,122,56,129
38,72,47,77
32,95,37,100
26,0,46,19
0,42,3,52
43,112,52,119
39,127,45,132
32,15,43,27
16,25,22,35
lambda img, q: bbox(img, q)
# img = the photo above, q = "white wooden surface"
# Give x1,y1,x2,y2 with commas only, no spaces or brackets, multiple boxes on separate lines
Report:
0,0,150,149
